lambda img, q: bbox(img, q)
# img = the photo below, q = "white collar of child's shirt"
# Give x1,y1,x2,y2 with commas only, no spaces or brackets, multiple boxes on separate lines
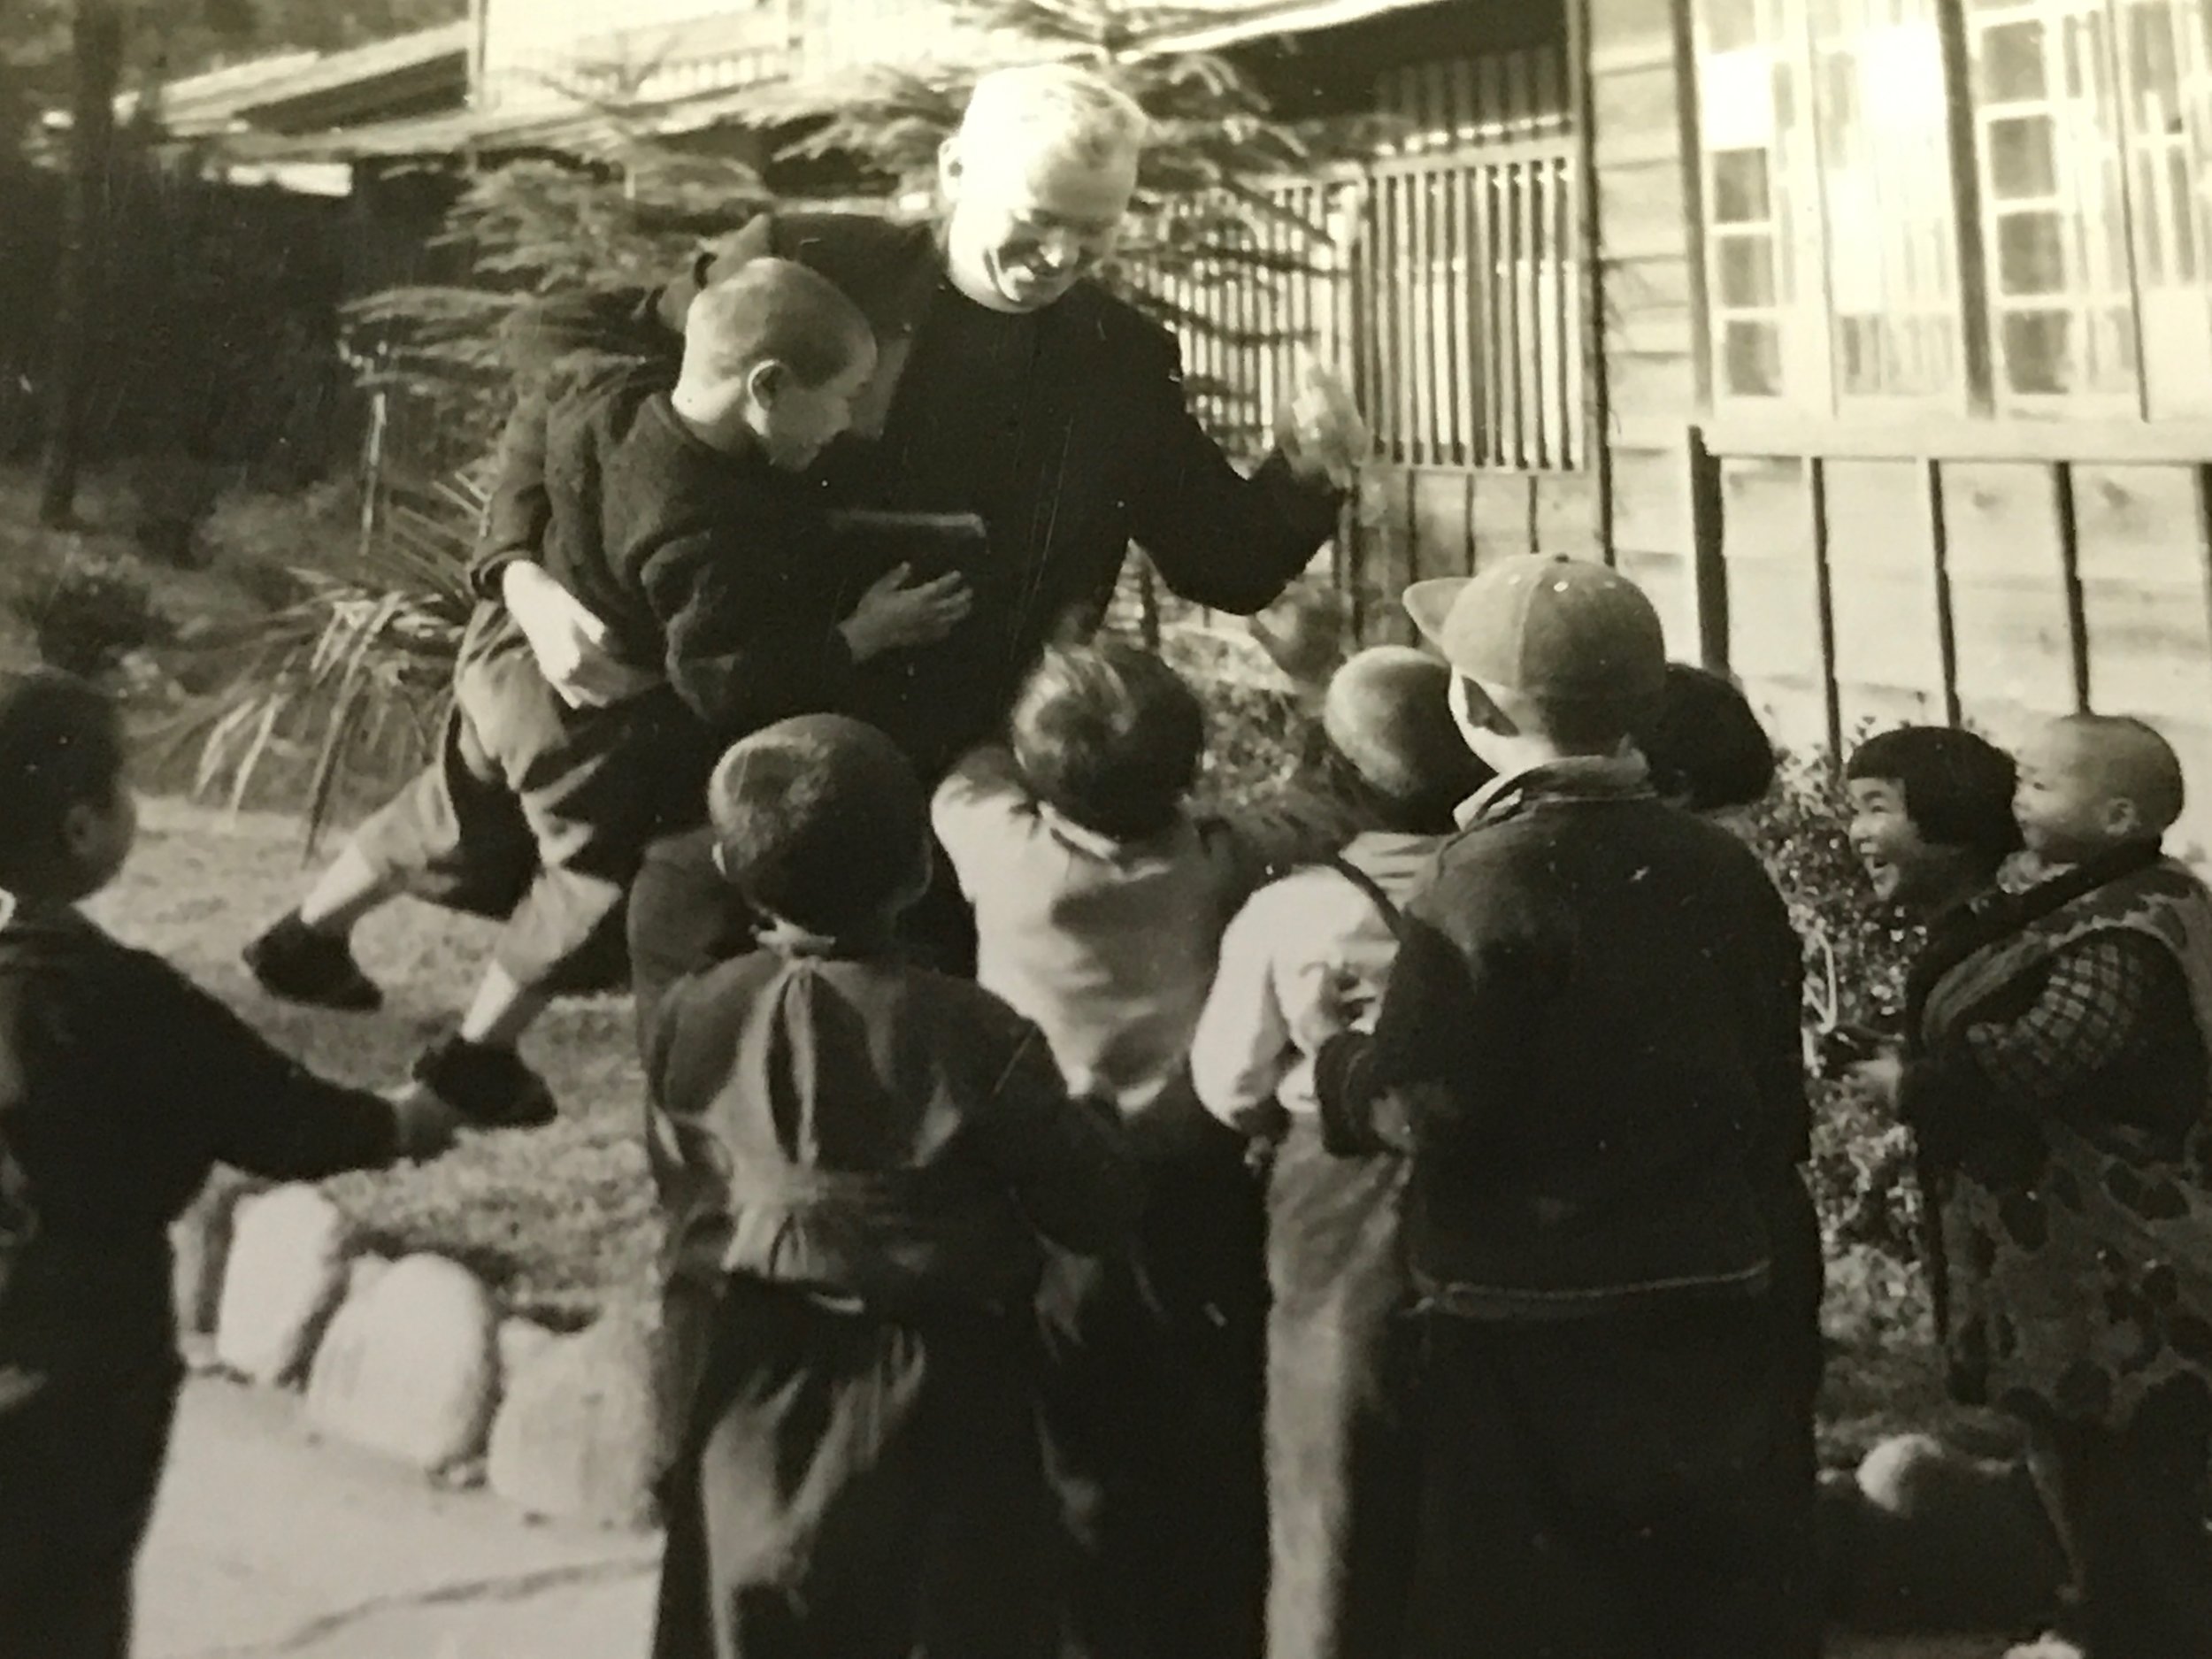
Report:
0,889,14,932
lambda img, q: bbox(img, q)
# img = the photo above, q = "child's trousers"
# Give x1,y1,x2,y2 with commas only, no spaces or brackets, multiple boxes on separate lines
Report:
2027,1379,2212,1659
0,1356,180,1659
1038,1122,1270,1659
349,606,712,997
649,1277,1059,1659
1401,1298,1823,1659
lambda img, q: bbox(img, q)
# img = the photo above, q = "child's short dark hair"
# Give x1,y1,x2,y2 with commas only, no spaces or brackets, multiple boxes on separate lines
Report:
1640,664,1777,813
684,257,873,389
707,715,926,936
0,670,127,895
1011,641,1204,842
1846,726,2021,867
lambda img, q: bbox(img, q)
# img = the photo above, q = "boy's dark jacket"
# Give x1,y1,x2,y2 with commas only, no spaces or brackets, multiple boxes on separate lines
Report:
0,903,396,1380
536,377,859,739
475,211,1342,774
1316,761,1809,1317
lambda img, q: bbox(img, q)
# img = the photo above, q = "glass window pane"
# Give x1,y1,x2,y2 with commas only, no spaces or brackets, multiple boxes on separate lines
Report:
1812,0,1961,401
1979,20,2049,101
1717,235,1780,304
1997,211,2070,291
1706,0,1763,52
1724,319,1785,393
2001,310,2072,392
1988,115,2060,196
1711,149,1774,222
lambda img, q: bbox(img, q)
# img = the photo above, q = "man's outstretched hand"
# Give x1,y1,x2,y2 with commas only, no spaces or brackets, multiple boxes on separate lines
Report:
1275,358,1372,492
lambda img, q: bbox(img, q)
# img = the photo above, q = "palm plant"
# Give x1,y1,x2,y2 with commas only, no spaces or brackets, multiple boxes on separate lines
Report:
153,466,483,849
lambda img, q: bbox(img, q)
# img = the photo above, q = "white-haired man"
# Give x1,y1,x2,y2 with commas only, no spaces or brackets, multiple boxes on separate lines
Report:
480,61,1364,796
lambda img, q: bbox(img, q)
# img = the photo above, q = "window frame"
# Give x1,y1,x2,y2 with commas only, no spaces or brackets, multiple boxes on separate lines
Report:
1687,0,2212,423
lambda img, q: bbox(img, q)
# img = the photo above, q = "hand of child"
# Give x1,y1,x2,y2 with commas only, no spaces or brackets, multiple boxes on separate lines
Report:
1248,580,1347,694
840,564,974,662
1274,357,1371,491
503,564,662,709
383,1083,463,1164
1316,964,1381,1038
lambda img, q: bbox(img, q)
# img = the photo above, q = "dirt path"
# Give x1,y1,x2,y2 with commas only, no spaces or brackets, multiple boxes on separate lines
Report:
137,1379,2022,1659
137,1377,655,1659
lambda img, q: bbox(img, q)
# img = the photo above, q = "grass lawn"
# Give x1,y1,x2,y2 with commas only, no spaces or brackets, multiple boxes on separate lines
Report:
92,795,660,1327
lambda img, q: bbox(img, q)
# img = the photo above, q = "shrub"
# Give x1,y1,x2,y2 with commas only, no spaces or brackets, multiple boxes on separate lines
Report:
7,552,174,678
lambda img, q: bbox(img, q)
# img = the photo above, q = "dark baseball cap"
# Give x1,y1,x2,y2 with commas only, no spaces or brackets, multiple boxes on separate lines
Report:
1402,555,1666,706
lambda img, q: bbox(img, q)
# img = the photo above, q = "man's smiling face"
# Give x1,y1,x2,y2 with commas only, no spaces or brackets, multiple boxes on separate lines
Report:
940,138,1138,313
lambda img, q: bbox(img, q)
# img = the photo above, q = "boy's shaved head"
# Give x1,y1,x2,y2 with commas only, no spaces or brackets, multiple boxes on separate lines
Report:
2047,714,2186,833
682,257,874,390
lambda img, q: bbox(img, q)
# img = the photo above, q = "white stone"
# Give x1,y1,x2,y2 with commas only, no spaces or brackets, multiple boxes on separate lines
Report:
346,1254,393,1300
306,1254,502,1473
497,1317,559,1386
170,1168,267,1340
1836,1433,2067,1634
486,1294,691,1530
213,1185,353,1386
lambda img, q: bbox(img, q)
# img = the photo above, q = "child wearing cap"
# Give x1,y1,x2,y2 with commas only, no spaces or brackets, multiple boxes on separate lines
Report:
1875,713,2212,1656
1189,644,1490,1659
929,637,1351,1659
1312,555,1820,1658
638,713,1138,1659
246,258,971,1125
0,671,461,1659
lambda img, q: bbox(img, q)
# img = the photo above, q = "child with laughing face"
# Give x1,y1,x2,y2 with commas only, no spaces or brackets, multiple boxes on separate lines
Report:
1855,715,2212,1659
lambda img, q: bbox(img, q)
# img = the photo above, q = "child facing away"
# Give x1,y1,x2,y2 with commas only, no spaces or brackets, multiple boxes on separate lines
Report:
1311,556,1822,1659
1639,661,1826,1486
928,639,1352,1659
634,714,1138,1659
1188,644,1490,1659
245,258,971,1124
1872,713,2212,1657
0,671,463,1659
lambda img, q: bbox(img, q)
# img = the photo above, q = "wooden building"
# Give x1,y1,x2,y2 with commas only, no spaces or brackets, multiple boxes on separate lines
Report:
237,0,2212,857
1583,0,2212,861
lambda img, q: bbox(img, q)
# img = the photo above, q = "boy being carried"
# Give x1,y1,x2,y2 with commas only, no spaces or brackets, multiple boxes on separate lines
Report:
246,259,969,1122
1314,555,1820,1659
1888,713,2212,1657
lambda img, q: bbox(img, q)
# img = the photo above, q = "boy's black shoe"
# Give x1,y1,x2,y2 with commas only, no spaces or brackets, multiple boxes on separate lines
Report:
244,913,383,1012
411,1035,558,1130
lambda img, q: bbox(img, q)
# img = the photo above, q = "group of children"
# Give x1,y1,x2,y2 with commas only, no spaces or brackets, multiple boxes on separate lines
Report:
2,222,2209,1659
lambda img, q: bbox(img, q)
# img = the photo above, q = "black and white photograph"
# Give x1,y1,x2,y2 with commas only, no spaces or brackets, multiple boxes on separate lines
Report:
1,0,2208,1654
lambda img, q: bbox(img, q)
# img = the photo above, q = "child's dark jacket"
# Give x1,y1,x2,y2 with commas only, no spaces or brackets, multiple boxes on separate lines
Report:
0,902,397,1379
643,941,1140,1317
1316,757,1808,1317
538,374,856,738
